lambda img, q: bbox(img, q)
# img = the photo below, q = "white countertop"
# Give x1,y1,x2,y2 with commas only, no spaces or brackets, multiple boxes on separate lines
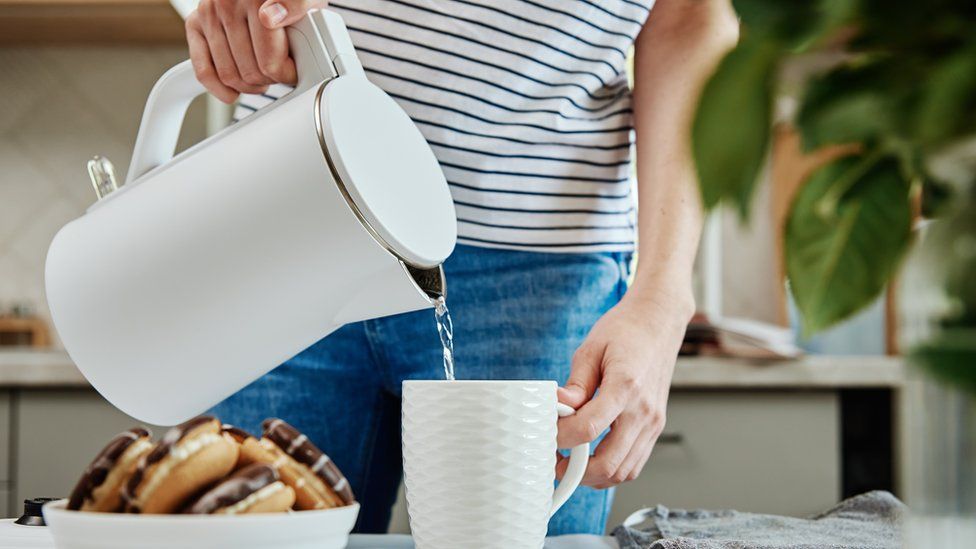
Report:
0,349,86,387
0,348,906,389
0,523,617,549
672,354,906,388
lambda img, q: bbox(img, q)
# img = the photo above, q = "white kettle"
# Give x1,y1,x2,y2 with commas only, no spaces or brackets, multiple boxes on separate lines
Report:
44,10,457,426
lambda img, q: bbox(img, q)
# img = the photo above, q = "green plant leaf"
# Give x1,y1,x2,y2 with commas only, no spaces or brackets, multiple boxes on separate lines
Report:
733,0,845,50
915,41,976,148
693,36,779,216
851,0,976,54
786,154,913,334
912,328,976,396
797,62,899,151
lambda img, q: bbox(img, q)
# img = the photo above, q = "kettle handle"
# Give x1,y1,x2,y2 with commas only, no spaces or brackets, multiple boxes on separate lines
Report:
125,10,362,185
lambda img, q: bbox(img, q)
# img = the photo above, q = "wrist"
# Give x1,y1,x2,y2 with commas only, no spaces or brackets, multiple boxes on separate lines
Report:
622,277,696,326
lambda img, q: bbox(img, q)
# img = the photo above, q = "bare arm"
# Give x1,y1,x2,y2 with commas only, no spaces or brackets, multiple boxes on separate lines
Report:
557,0,738,488
631,0,738,307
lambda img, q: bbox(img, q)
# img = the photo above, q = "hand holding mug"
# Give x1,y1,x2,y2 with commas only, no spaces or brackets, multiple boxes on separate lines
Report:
556,290,690,488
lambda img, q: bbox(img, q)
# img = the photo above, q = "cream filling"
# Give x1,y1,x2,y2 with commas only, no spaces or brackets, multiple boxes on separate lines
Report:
217,481,287,515
85,438,154,510
135,432,222,506
119,439,154,471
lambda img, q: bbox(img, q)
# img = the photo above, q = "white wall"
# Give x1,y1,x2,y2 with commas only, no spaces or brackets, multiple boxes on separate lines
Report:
0,47,207,345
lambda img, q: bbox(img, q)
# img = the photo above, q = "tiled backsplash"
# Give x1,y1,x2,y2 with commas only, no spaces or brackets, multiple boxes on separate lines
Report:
0,47,207,346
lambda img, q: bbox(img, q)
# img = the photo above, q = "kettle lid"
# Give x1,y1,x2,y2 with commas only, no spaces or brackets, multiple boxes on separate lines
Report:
317,76,457,268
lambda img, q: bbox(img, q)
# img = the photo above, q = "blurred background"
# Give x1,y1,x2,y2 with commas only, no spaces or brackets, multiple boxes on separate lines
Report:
0,0,972,544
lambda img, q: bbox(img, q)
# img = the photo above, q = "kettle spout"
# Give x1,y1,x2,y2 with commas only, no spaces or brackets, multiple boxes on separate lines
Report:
332,259,446,326
405,264,446,300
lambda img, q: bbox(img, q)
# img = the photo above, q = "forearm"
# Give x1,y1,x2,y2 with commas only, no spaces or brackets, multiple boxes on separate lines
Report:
627,0,739,317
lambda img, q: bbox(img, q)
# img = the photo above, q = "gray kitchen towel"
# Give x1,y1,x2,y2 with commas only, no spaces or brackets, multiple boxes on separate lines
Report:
612,490,905,549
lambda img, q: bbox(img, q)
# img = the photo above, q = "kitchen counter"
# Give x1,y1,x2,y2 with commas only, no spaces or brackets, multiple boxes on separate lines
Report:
0,348,906,389
0,350,86,387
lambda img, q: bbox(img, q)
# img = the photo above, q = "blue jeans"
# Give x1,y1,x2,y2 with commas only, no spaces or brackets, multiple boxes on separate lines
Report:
213,244,631,535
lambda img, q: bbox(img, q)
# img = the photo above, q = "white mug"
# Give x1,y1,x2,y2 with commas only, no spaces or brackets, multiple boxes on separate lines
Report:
402,380,590,549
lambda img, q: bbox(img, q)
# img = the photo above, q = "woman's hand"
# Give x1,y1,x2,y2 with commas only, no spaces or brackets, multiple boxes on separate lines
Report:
556,287,693,489
555,0,738,489
185,0,328,103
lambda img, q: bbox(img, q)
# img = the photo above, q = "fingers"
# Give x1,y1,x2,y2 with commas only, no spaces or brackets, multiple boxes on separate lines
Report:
186,16,239,104
200,4,267,96
218,2,273,88
188,0,327,96
610,426,657,486
558,367,635,448
248,2,296,84
557,343,603,410
258,0,329,30
582,415,643,488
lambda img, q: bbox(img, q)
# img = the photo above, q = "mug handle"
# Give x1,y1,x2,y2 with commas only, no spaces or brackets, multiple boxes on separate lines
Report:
551,402,590,518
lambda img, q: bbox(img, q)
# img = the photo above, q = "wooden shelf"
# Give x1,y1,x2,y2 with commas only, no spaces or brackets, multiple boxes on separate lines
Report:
0,317,49,348
0,0,186,45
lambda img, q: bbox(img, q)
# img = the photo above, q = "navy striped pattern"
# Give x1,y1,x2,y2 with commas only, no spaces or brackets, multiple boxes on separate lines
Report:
236,0,652,252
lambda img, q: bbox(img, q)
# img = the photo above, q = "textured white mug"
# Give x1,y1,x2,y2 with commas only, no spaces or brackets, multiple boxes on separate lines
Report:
402,380,590,549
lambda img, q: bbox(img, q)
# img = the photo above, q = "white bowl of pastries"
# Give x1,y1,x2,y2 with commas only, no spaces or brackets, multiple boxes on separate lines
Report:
43,416,360,549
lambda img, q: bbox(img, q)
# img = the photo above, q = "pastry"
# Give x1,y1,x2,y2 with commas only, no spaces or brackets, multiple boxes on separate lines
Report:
220,424,255,470
123,416,239,513
220,424,254,444
183,463,295,514
67,427,153,512
238,419,354,510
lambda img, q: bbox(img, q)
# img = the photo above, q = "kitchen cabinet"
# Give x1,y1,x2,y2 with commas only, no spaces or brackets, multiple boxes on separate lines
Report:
0,351,904,534
12,390,160,509
0,393,9,518
2,387,844,528
608,391,840,524
0,393,9,484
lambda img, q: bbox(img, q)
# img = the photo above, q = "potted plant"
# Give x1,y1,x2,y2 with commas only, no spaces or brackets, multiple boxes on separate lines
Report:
692,0,975,544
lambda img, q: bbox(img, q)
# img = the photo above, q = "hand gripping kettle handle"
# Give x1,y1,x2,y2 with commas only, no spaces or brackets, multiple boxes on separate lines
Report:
125,10,362,185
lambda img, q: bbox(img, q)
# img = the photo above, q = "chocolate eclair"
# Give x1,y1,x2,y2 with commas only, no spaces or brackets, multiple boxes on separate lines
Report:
183,463,295,514
220,424,254,444
67,427,153,512
238,419,354,510
123,416,239,514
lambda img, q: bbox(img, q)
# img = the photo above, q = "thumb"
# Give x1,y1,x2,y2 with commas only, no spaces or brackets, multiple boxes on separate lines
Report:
558,343,603,409
259,0,329,30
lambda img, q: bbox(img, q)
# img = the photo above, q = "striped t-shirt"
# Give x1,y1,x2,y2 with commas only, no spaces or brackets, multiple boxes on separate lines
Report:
236,0,653,252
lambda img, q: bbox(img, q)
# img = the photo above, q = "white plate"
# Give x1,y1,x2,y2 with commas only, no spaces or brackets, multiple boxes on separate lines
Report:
42,499,359,549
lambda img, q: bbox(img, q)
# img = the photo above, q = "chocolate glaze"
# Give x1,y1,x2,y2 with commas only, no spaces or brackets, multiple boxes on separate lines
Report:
220,424,254,443
183,463,279,514
67,427,150,511
262,419,355,504
123,415,216,513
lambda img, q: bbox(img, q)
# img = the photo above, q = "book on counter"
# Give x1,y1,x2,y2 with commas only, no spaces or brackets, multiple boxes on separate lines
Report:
682,313,802,360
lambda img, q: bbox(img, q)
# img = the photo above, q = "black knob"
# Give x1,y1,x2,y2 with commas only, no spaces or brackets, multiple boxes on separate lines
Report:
14,498,59,526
